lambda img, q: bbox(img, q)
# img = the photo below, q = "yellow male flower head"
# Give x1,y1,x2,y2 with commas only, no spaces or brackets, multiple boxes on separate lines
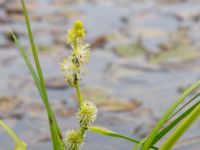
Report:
77,101,97,127
64,129,83,150
73,20,85,39
67,20,85,45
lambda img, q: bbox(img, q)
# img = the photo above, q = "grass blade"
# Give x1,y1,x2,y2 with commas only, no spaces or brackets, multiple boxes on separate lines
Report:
132,99,199,150
159,102,200,150
12,31,63,150
152,100,200,145
12,32,63,150
132,95,200,150
18,0,65,149
12,33,44,98
141,80,200,150
167,93,200,121
0,120,27,150
88,126,158,150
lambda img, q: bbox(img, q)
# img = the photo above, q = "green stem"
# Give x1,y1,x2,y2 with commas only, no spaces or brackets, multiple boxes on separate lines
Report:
75,81,86,137
75,81,84,106
159,103,200,150
80,127,86,137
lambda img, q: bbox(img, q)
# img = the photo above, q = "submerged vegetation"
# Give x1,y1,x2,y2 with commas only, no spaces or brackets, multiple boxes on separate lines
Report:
0,0,199,150
114,38,147,57
150,28,200,64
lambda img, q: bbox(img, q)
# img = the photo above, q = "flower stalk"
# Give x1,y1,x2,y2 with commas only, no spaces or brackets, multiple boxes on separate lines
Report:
75,82,84,106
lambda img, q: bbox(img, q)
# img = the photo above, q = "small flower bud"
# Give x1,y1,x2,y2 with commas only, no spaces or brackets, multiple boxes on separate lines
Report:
77,101,97,127
64,129,83,150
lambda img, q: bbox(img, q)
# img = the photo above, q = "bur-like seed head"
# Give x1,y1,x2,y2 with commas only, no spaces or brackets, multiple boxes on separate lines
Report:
77,101,97,127
64,129,83,150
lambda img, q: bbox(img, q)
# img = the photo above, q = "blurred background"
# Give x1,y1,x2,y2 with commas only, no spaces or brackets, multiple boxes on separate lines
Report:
0,0,200,149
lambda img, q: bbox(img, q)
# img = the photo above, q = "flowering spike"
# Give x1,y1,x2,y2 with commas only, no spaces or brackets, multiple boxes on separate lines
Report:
60,20,90,87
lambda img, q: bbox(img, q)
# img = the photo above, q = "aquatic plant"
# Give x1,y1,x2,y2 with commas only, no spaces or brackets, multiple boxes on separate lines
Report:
0,0,199,150
60,20,97,149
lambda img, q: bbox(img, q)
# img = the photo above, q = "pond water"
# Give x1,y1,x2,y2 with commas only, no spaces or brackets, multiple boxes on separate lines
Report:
0,0,200,149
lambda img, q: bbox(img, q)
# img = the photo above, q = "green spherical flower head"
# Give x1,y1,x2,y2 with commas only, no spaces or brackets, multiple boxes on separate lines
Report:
77,101,97,127
64,129,83,150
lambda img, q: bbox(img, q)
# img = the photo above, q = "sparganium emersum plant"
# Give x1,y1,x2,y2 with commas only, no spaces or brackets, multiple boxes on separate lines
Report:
60,20,97,150
1,0,199,150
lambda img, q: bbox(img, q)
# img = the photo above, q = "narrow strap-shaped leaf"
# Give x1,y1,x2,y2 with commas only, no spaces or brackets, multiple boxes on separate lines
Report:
12,32,65,149
132,99,199,150
141,80,200,150
12,33,45,99
159,102,200,150
19,1,65,149
132,97,199,150
12,32,63,150
21,0,46,92
152,100,200,145
167,93,200,122
88,126,158,150
0,120,27,150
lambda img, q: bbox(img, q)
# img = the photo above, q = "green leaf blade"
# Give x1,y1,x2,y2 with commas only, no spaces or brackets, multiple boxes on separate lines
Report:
142,80,200,150
159,103,200,150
